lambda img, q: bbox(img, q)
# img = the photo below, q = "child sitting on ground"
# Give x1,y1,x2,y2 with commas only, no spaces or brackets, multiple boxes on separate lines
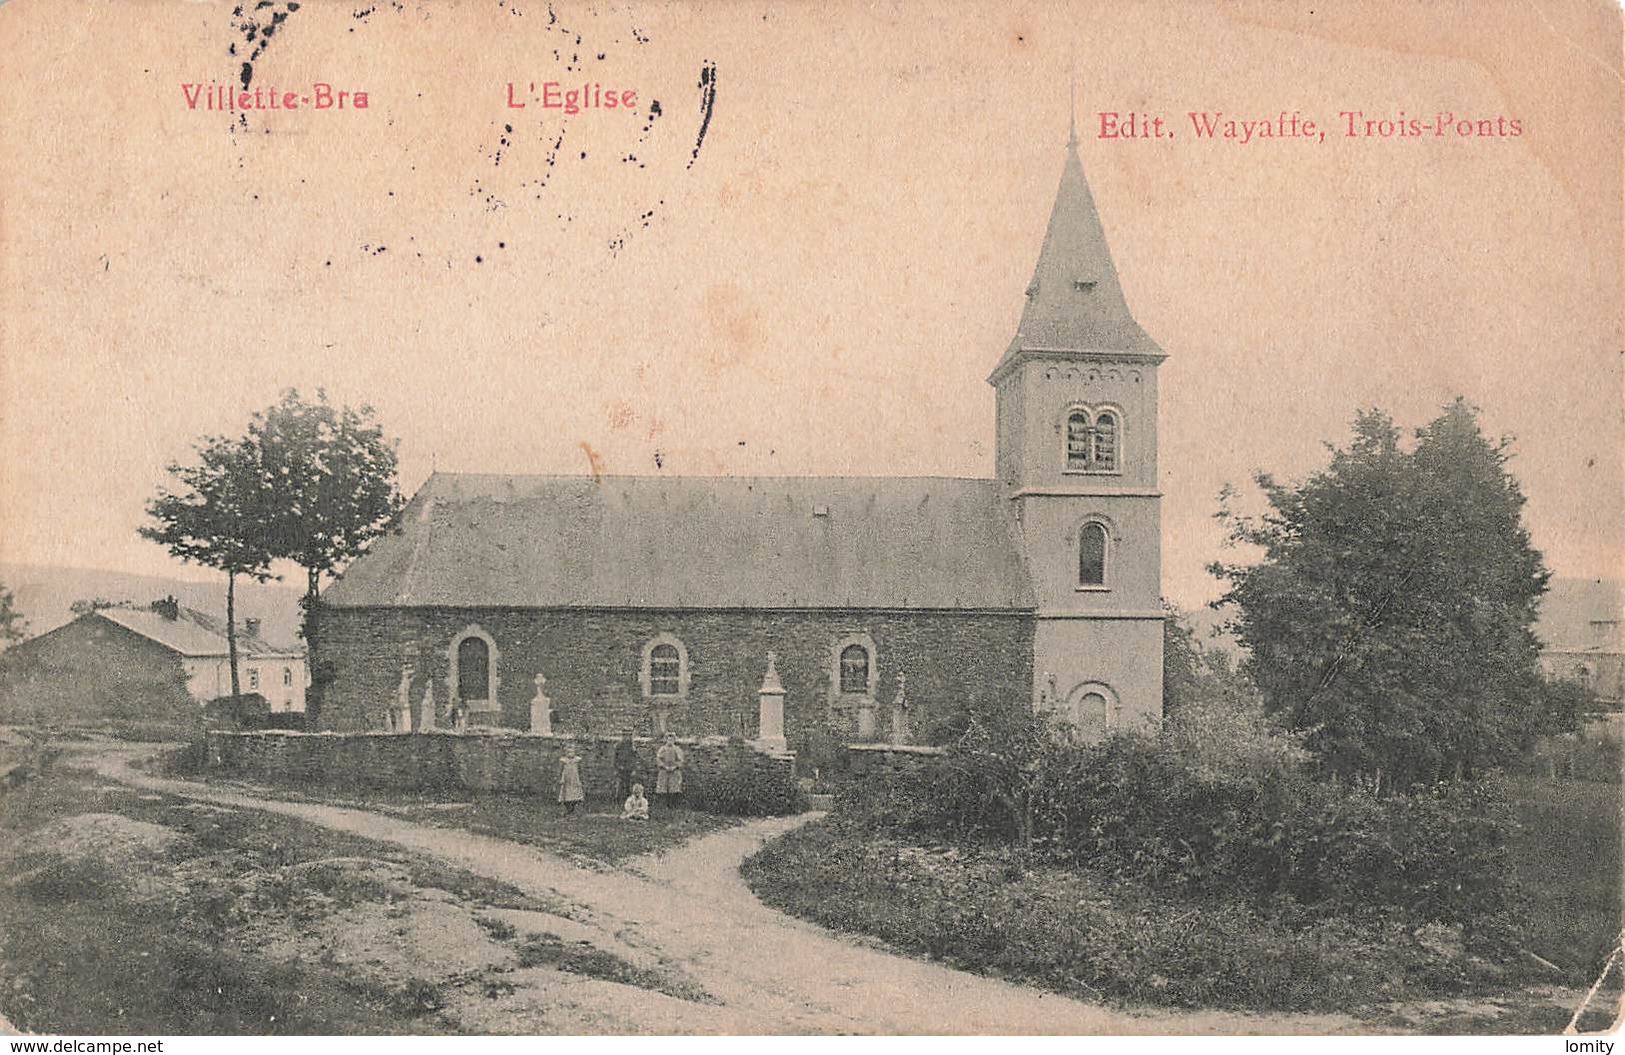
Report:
621,782,650,822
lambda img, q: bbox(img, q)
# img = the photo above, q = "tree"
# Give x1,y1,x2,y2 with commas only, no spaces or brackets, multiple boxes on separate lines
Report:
248,389,403,714
0,584,27,648
1211,399,1550,787
1162,603,1263,722
140,435,277,700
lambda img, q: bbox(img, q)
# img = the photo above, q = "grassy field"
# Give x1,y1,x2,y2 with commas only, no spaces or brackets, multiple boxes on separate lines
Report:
1504,777,1622,975
0,740,709,1034
175,775,744,868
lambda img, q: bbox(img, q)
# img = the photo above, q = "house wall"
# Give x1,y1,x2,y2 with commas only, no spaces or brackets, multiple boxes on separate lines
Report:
1541,650,1625,705
0,616,195,726
186,656,308,711
316,605,1035,751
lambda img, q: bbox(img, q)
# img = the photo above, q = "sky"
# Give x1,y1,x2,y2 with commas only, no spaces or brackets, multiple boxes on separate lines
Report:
0,0,1620,609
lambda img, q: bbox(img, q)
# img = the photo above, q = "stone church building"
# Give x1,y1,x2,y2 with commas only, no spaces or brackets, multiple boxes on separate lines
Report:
317,130,1166,751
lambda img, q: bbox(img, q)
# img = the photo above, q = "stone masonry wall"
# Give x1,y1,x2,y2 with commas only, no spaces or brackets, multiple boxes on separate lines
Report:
315,605,1034,755
208,729,794,801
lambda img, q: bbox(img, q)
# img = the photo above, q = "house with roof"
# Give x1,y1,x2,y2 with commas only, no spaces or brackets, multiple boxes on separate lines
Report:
1537,577,1624,706
0,597,308,715
316,127,1166,751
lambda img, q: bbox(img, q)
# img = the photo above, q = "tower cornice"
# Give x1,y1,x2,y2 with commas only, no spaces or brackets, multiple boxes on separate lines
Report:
987,346,1167,386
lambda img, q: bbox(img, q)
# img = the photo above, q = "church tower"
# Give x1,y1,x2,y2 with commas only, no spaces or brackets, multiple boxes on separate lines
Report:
990,123,1165,735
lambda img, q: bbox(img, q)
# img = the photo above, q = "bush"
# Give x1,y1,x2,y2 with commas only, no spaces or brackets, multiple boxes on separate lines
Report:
837,721,1522,926
691,762,808,816
205,693,269,729
743,819,1528,1012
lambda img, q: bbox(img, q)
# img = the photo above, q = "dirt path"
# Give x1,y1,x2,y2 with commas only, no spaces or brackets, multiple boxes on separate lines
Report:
71,742,1364,1035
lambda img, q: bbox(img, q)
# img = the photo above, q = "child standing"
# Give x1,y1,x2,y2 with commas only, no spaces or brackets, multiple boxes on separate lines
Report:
557,746,585,817
655,732,685,808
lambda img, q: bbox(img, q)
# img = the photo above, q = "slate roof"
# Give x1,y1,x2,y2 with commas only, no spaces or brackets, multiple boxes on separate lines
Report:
322,473,1036,611
991,140,1162,381
98,605,300,658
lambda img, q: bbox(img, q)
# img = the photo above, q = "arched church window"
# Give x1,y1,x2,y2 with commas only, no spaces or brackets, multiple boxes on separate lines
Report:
1093,410,1118,471
458,637,490,700
839,644,870,694
1079,521,1108,587
640,634,690,699
1066,411,1091,470
649,644,682,696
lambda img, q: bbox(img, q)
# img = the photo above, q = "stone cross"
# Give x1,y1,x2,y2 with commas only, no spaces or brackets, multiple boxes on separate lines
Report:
419,679,437,732
530,672,553,736
395,665,414,733
890,671,910,746
754,651,787,751
419,679,438,728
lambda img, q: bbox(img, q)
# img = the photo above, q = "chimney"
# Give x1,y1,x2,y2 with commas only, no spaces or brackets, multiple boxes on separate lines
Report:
150,596,179,621
244,617,262,640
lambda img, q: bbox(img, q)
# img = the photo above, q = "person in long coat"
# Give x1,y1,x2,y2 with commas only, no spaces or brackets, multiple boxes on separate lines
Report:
557,746,585,817
655,732,685,807
613,732,638,802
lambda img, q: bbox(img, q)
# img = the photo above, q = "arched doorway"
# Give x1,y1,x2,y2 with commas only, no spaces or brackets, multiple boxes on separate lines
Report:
1064,682,1117,743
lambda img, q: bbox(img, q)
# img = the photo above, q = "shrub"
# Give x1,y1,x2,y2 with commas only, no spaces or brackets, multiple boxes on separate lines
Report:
743,819,1528,1012
691,762,808,816
837,719,1522,926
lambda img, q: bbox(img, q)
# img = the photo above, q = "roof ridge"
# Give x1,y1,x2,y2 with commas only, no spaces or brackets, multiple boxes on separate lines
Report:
425,472,999,483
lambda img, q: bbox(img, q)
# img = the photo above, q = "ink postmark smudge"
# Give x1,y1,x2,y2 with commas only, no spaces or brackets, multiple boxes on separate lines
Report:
689,62,716,169
229,1,301,91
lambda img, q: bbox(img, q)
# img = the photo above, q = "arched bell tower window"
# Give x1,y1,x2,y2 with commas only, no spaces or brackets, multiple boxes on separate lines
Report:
1093,410,1118,471
1078,521,1109,588
1061,405,1124,474
1065,411,1091,470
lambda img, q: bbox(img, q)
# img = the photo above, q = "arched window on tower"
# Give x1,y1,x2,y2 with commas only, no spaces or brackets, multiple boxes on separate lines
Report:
1093,410,1118,472
1065,410,1091,470
1079,521,1108,587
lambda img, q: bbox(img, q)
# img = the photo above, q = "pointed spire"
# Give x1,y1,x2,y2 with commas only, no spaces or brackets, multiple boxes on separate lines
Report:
990,126,1162,382
1067,53,1078,148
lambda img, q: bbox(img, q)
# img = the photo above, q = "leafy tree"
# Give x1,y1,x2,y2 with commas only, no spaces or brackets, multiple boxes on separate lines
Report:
1212,399,1550,787
1530,675,1595,737
140,435,277,699
248,389,402,714
0,584,27,647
